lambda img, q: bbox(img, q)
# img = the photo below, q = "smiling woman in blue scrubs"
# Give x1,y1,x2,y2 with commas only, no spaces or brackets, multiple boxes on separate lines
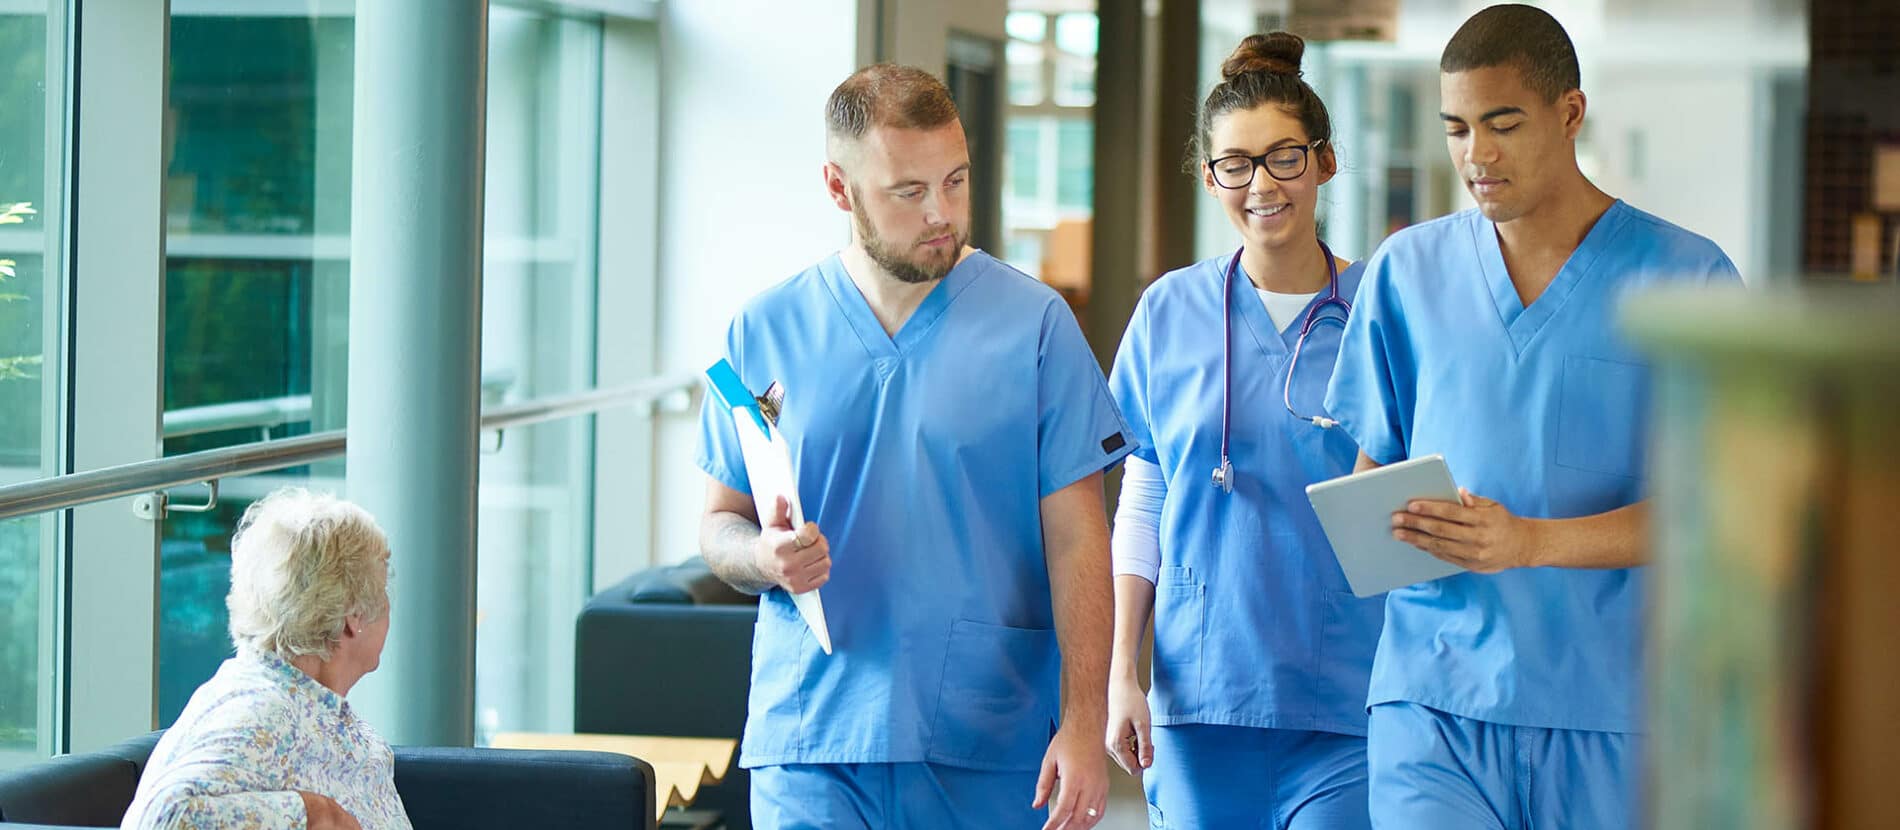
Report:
1324,6,1742,829
1104,33,1384,830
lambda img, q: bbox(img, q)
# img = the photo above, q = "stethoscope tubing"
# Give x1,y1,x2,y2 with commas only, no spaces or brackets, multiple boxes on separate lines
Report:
1214,240,1351,493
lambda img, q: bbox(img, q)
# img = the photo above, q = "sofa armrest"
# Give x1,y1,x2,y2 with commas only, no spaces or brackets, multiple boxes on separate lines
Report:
0,752,139,828
393,747,655,830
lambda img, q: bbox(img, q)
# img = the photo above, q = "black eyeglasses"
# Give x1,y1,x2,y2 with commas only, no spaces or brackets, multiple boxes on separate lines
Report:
1207,140,1326,189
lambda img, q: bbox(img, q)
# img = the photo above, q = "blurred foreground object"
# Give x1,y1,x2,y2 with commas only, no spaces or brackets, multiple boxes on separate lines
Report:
1627,284,1900,830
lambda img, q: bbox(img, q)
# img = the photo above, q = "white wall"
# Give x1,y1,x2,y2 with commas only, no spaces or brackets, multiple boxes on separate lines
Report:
884,0,1008,71
650,1,862,564
1587,68,1759,279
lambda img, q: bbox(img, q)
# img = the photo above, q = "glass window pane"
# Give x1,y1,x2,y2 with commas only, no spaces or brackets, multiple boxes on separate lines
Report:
0,515,48,762
1007,40,1044,106
158,470,345,725
1006,11,1046,43
1053,12,1097,57
1056,118,1094,211
164,12,350,438
167,17,353,236
159,8,352,725
1053,54,1096,108
0,5,68,764
1006,118,1044,204
1004,229,1047,280
475,7,604,739
164,258,312,415
476,417,594,740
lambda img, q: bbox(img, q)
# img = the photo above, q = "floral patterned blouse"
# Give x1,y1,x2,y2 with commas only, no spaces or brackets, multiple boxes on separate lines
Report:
121,647,412,830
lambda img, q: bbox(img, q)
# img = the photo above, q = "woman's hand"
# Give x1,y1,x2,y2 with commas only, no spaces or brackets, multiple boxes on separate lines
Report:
298,791,362,830
1104,673,1153,775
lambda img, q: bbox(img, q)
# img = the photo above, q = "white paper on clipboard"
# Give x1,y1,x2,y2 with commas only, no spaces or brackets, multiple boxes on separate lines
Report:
731,403,834,654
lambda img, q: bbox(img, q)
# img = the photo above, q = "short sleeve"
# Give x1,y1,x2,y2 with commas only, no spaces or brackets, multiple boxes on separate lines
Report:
1107,295,1160,465
694,317,752,494
1324,246,1415,465
1037,303,1137,496
1705,251,1743,286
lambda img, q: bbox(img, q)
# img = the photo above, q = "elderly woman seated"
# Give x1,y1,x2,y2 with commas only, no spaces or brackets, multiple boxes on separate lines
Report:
122,488,411,830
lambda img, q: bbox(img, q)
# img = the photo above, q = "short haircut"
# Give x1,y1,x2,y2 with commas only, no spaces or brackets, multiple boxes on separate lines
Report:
227,488,391,662
825,63,959,162
1440,4,1581,103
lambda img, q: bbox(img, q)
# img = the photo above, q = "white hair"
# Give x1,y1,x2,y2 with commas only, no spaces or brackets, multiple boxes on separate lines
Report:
226,488,391,662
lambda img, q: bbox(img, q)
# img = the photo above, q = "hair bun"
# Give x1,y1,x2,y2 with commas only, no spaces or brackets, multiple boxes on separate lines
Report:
1221,32,1305,80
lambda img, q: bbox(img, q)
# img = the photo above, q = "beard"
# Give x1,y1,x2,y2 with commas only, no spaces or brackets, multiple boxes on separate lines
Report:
851,200,968,285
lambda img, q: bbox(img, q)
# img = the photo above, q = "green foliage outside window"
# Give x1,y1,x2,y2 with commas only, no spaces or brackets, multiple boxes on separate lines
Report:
0,201,39,382
0,13,50,750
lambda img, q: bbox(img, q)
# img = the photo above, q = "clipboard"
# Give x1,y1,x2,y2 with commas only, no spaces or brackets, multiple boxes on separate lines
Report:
705,359,833,654
1305,454,1467,598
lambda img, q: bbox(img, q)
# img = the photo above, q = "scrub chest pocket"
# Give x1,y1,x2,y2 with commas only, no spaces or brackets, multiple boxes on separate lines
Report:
1555,356,1648,479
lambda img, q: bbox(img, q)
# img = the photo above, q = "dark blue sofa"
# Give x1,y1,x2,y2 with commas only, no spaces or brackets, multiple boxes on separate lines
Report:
577,558,757,830
0,731,657,829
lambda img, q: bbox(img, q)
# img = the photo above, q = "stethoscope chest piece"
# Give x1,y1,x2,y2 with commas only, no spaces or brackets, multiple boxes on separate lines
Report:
1211,457,1234,493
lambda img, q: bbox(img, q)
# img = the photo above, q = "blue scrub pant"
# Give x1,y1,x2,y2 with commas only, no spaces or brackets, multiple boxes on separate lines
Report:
1143,724,1371,830
750,762,1045,829
1366,702,1638,829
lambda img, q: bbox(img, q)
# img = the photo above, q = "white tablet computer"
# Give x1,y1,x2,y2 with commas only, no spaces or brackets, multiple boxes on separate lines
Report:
1306,454,1466,598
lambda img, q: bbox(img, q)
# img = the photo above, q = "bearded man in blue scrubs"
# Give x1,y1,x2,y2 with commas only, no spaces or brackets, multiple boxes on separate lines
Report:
696,64,1129,830
1324,6,1742,828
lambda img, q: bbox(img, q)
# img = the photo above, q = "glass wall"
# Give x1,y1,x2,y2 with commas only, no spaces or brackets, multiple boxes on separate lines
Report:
157,6,355,725
153,3,616,737
475,5,603,739
0,1,69,764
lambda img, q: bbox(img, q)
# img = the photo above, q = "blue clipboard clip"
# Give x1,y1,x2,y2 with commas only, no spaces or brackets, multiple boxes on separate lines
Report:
705,359,770,434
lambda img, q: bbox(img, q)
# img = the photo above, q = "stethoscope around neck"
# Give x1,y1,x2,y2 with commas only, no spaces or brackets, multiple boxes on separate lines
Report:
1211,240,1352,494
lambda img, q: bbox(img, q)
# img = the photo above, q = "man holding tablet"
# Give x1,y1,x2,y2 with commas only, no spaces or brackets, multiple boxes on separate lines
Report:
1322,5,1740,828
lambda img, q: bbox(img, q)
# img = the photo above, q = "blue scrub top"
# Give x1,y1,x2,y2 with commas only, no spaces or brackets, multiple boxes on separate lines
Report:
697,250,1135,772
1109,253,1384,737
1324,202,1742,734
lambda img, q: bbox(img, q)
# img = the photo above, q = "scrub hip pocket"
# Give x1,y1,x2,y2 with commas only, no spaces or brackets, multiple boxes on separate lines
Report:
1151,566,1205,715
926,619,1060,770
744,596,809,756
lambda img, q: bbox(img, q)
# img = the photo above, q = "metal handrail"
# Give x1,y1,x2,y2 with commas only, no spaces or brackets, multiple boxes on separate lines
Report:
0,372,699,522
481,377,691,432
161,369,521,439
162,395,314,440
